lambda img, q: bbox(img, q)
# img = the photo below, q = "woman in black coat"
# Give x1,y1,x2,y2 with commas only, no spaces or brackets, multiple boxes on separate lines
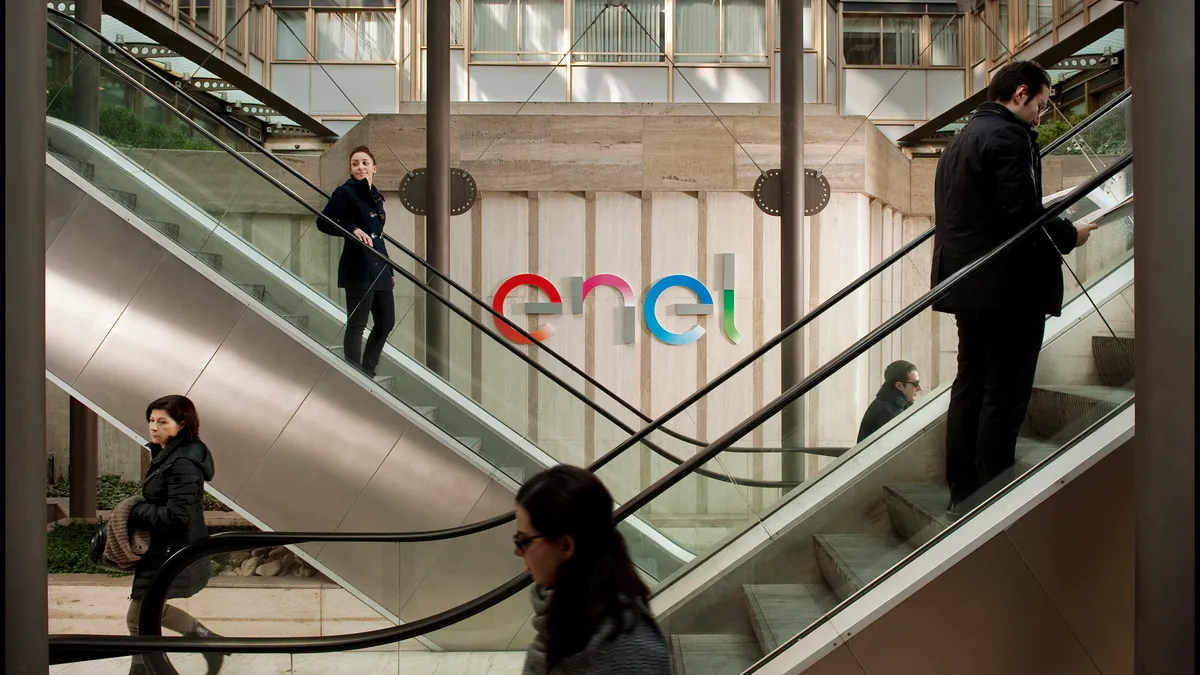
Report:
126,395,222,675
317,145,395,377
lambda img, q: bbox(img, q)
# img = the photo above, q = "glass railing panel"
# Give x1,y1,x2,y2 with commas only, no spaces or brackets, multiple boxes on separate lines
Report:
655,162,1135,674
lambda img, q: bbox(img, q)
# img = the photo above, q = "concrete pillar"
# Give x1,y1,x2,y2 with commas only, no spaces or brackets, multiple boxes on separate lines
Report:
425,0,451,378
70,0,102,133
5,0,50,672
69,398,99,519
780,0,806,480
1126,1,1195,673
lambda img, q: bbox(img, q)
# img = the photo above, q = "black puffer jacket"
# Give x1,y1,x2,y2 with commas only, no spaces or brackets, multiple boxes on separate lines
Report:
128,431,215,601
931,102,1079,317
318,176,393,291
856,385,912,443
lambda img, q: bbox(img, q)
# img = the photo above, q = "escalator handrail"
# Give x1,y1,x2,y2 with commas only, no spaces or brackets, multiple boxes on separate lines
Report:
45,10,1127,471
45,8,704,453
47,150,1133,664
43,17,785,492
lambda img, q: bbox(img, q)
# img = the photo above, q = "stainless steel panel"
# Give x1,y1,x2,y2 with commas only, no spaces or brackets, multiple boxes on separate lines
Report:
44,165,86,249
233,369,411,531
401,480,531,650
185,309,331,499
72,255,247,425
45,192,165,384
842,536,1101,675
1005,443,1134,675
316,423,500,615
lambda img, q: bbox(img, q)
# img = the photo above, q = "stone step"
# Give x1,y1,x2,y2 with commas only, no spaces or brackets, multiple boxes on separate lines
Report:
49,151,95,182
1092,335,1135,388
813,533,915,602
670,634,761,675
883,484,950,548
1026,385,1130,439
742,583,839,654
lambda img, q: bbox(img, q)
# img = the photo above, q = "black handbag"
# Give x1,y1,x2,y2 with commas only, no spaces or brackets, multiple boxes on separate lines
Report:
88,525,130,573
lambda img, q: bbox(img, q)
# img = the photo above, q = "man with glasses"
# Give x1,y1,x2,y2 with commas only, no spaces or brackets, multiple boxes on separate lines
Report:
931,61,1099,520
857,360,922,444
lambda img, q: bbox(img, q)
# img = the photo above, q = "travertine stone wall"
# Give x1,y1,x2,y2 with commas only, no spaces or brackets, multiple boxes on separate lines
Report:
50,105,952,520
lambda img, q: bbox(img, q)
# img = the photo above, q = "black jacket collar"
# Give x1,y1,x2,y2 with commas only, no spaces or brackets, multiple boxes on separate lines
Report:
973,102,1039,141
874,383,912,411
343,176,384,203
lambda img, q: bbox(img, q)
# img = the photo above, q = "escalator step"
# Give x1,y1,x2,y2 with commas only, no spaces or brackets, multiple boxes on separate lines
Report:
499,466,526,483
373,375,394,391
883,484,950,548
48,151,95,182
1015,437,1059,474
813,533,914,602
1026,385,1130,439
98,186,138,211
670,634,760,675
146,220,181,242
193,252,223,271
455,436,482,452
281,314,309,330
236,283,267,301
1091,335,1136,387
411,406,439,422
742,583,838,653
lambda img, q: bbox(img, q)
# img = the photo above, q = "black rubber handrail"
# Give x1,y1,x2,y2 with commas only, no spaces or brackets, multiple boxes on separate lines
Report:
46,10,1130,480
46,146,1132,666
43,16,802,491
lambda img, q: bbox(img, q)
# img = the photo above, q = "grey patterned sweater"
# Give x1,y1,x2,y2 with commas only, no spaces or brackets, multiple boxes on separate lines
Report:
522,585,671,675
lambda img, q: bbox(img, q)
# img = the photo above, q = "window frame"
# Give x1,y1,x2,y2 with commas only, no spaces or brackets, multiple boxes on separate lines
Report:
468,0,569,64
840,12,923,68
570,0,667,65
674,0,769,65
273,9,311,62
927,13,961,67
313,9,399,63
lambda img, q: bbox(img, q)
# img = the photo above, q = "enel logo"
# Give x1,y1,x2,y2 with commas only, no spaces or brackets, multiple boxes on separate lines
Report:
492,254,742,346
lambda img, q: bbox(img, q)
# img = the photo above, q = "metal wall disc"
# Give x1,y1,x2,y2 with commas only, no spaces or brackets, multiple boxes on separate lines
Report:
398,167,479,216
753,168,832,216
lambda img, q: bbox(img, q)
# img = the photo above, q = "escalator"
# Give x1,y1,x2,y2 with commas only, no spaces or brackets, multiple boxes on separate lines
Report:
48,60,1136,675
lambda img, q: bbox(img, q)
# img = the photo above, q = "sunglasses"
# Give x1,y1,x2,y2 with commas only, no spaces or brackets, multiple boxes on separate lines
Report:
513,533,546,552
905,380,922,391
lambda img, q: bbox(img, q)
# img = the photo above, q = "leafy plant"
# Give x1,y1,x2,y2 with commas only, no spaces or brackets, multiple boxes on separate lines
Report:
47,523,258,576
1038,110,1127,155
47,83,215,151
46,474,234,512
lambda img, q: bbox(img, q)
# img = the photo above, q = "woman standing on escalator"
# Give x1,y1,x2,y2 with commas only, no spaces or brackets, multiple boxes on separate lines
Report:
514,466,671,674
318,145,395,377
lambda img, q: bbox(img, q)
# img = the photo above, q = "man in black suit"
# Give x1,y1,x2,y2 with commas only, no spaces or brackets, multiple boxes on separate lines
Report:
932,61,1099,519
857,360,921,444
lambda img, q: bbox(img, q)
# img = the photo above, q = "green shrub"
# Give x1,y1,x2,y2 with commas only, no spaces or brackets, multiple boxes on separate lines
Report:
47,522,258,576
46,474,234,512
98,105,216,151
1038,110,1127,155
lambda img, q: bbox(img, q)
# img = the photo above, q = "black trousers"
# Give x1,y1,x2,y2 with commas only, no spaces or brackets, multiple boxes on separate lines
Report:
344,288,395,376
945,311,1046,506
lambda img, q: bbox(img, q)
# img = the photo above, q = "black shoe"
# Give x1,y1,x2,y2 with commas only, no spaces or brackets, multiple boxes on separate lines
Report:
945,500,964,522
188,624,227,675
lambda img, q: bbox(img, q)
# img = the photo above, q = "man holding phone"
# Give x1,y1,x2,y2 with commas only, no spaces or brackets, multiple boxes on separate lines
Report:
931,61,1099,520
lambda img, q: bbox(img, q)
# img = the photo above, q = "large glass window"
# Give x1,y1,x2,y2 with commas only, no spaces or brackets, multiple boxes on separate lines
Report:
1024,0,1052,43
225,0,245,53
472,0,566,62
930,15,960,66
970,10,984,64
420,0,464,46
573,0,665,63
773,0,814,51
842,15,918,66
275,11,308,60
179,0,214,35
993,0,1009,59
317,11,396,61
674,0,765,63
248,4,261,56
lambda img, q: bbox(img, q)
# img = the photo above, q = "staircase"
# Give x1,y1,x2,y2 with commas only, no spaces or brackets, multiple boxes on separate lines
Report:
667,335,1134,674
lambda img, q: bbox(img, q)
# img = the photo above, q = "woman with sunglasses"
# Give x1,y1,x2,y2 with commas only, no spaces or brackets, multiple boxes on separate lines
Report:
514,466,670,675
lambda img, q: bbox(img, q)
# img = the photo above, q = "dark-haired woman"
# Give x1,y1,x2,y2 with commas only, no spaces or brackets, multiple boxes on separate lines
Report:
514,465,670,675
126,395,222,675
318,145,395,377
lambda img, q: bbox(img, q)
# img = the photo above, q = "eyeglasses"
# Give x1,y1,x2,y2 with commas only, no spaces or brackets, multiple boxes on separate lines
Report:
905,380,922,391
513,533,546,552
